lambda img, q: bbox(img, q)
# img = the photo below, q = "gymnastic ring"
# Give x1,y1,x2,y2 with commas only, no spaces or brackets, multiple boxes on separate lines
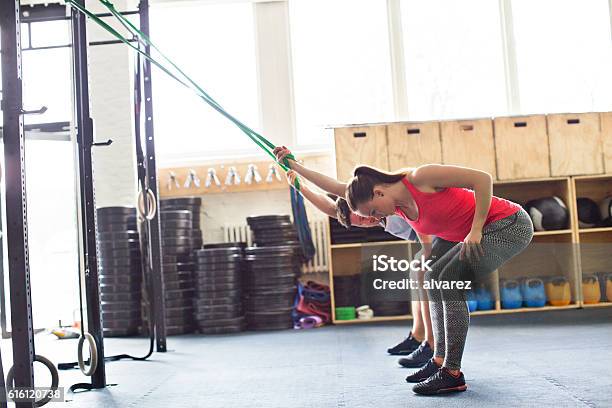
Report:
137,189,157,220
6,354,60,407
77,332,98,377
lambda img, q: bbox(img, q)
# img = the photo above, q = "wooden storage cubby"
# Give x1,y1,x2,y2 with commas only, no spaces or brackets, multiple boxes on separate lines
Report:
440,118,497,178
328,240,415,324
572,175,612,308
333,125,389,182
492,177,580,312
387,121,442,169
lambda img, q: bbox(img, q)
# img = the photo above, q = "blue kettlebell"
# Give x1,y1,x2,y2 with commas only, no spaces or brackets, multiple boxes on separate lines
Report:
475,285,494,310
466,290,478,312
521,278,547,307
501,279,523,309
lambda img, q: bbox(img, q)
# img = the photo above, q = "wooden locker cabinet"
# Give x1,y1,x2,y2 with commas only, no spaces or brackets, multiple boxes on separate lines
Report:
333,125,389,182
600,112,612,174
441,118,497,178
547,113,604,176
494,115,550,180
387,121,442,169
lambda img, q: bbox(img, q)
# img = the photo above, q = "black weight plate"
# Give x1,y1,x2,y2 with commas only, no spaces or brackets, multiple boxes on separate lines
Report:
101,300,141,312
97,230,139,241
195,255,243,265
98,248,141,260
100,291,141,302
195,289,241,299
162,255,178,264
97,222,138,233
102,319,140,330
163,271,193,283
97,213,137,224
99,264,141,277
99,266,142,278
160,204,200,212
161,196,202,206
244,285,296,296
195,261,243,271
164,325,196,336
246,215,291,223
191,229,203,237
196,282,241,292
176,262,195,271
176,254,195,262
195,303,242,315
247,275,297,286
195,310,243,321
245,246,298,255
194,264,246,277
100,282,143,294
253,230,298,238
204,242,247,250
247,264,300,273
164,306,195,319
161,219,192,230
103,328,140,337
164,279,194,291
99,257,142,270
162,228,194,237
162,263,179,273
165,288,195,300
162,237,192,247
162,245,193,255
97,206,136,216
250,221,295,229
194,296,241,308
102,309,142,321
197,274,241,286
161,210,192,220
196,248,242,257
98,239,140,250
163,315,194,326
100,275,142,285
165,298,194,308
198,324,244,335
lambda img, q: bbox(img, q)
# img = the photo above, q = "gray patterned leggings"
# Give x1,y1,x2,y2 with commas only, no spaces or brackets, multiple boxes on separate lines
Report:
424,209,534,370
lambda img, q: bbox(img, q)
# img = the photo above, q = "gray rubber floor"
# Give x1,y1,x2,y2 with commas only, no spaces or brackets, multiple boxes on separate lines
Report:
7,307,612,407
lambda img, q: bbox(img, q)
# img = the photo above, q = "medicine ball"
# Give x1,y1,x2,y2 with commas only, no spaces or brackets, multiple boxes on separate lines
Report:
600,196,612,227
524,196,569,231
577,197,601,228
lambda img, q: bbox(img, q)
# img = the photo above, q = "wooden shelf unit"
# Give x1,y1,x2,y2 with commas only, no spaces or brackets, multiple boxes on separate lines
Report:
327,175,611,324
572,174,612,307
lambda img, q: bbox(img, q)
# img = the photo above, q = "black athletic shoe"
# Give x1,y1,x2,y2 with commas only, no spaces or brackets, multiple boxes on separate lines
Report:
387,333,421,356
405,358,440,383
412,367,467,395
398,341,433,368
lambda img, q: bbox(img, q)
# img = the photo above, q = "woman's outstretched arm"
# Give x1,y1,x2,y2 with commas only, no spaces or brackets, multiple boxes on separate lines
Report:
274,146,346,197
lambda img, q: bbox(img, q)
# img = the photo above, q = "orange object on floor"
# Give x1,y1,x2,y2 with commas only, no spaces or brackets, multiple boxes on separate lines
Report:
545,277,571,306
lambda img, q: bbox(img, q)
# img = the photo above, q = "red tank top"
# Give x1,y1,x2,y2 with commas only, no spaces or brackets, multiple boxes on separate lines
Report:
394,177,520,242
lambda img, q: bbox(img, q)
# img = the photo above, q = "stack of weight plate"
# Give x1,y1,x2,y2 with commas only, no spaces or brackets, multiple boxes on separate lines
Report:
247,215,301,248
193,243,246,334
160,197,203,249
156,209,197,335
243,243,300,331
96,206,142,337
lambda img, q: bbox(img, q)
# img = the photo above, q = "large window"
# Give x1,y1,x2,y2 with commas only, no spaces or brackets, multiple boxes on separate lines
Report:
289,0,394,147
512,0,612,114
150,2,261,162
400,0,507,120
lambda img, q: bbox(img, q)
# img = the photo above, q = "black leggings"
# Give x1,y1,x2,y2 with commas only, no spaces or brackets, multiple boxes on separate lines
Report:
420,209,534,370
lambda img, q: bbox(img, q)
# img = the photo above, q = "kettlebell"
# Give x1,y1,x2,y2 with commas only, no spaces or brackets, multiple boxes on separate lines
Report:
582,275,601,304
606,274,612,303
545,277,571,306
466,290,478,312
520,278,546,308
475,285,494,311
500,279,523,309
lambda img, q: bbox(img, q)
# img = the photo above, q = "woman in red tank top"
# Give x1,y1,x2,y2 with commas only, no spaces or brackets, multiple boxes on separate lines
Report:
346,164,534,395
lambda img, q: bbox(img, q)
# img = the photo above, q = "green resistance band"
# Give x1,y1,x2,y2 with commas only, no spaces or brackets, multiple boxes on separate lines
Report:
65,0,300,190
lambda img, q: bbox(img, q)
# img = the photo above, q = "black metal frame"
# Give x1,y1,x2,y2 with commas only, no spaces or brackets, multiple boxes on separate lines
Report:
70,0,107,388
138,0,167,352
0,0,37,405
